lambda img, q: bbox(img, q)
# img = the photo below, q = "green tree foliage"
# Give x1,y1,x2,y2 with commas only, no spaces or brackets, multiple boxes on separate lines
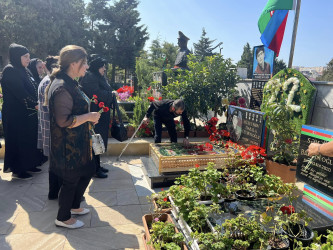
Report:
237,43,253,79
102,0,149,82
0,0,86,59
148,38,178,69
317,58,333,81
273,58,287,75
193,28,222,60
164,54,238,122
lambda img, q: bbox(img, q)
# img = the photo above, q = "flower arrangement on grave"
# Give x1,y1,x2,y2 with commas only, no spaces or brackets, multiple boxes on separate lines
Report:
205,117,230,145
116,85,134,101
261,68,316,165
241,145,267,164
137,121,154,137
261,68,316,134
229,96,247,108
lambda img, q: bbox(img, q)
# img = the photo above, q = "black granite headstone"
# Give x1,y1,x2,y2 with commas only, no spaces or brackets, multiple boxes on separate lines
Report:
297,125,333,197
227,105,266,147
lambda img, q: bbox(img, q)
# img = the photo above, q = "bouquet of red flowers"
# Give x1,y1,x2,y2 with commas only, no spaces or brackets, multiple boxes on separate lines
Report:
205,117,230,143
90,95,109,113
241,145,267,164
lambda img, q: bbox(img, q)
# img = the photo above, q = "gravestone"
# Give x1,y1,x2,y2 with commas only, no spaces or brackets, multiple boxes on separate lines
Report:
227,105,266,147
249,80,267,111
297,125,333,197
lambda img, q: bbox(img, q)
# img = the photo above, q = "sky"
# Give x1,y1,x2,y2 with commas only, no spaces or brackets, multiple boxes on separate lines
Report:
136,0,333,68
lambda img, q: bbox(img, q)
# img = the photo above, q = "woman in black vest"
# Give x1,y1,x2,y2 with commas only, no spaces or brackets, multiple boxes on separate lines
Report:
81,55,116,178
47,45,100,229
0,43,43,179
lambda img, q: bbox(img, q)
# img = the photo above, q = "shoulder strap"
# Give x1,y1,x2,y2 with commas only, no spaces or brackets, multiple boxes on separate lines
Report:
112,95,123,124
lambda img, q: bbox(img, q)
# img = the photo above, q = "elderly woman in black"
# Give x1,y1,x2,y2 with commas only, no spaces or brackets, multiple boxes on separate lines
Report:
0,43,42,179
28,58,45,84
81,55,117,178
46,45,100,228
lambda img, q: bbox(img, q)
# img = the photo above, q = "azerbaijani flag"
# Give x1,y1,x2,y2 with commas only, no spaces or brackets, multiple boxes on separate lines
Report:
258,0,296,56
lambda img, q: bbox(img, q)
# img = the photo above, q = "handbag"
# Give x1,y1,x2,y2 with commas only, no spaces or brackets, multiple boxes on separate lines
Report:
111,95,128,142
91,128,106,155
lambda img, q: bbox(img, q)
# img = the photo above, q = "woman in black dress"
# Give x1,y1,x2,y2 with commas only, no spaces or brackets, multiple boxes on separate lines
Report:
81,55,116,178
47,45,100,229
1,43,43,179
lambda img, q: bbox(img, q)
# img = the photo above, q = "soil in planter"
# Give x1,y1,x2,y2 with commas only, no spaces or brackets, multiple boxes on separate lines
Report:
268,237,290,249
235,190,255,200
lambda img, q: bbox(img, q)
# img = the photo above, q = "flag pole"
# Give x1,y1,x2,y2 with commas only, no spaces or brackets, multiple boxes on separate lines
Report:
288,0,302,68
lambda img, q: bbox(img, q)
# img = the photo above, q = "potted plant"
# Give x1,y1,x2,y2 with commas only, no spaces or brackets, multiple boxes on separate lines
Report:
281,210,314,247
193,231,234,250
262,102,299,183
222,215,269,250
142,213,187,250
261,207,290,250
148,189,172,214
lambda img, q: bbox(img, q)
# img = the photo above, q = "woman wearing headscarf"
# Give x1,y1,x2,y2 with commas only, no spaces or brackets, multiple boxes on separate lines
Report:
28,58,45,85
46,45,100,228
0,43,42,179
81,55,117,178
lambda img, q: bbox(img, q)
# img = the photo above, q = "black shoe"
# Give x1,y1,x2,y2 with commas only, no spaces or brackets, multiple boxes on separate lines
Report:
94,170,108,178
100,166,109,173
12,172,33,180
27,167,42,174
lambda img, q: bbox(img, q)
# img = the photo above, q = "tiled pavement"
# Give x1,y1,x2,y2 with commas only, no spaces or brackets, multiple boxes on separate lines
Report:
0,156,161,250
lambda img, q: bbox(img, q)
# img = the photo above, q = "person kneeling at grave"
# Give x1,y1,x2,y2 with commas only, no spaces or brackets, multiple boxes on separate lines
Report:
307,141,333,157
143,99,191,146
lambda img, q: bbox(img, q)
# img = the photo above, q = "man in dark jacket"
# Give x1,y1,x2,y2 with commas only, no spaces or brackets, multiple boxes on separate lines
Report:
81,55,117,178
144,99,191,146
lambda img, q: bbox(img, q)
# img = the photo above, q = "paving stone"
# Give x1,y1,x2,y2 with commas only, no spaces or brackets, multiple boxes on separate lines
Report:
23,182,49,196
88,178,135,192
64,225,142,249
138,196,150,205
16,195,46,212
91,205,142,228
140,204,154,216
10,210,65,234
0,231,66,250
83,191,118,208
116,189,140,206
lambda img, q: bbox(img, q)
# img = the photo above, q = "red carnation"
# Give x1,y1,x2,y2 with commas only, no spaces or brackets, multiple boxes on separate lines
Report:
94,99,98,104
195,164,200,168
148,96,155,102
229,101,237,106
163,197,168,202
161,188,164,191
99,102,105,108
103,107,109,112
280,205,295,215
158,96,162,101
147,86,151,91
93,94,98,99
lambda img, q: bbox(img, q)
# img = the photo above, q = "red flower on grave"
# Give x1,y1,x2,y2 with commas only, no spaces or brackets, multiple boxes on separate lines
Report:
163,197,168,202
195,164,200,168
98,102,105,108
229,101,237,106
148,96,155,102
161,188,164,191
147,86,151,91
280,205,295,215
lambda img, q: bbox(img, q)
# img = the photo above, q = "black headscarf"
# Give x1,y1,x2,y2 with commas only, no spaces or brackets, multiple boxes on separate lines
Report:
9,43,29,68
88,54,106,76
28,58,42,84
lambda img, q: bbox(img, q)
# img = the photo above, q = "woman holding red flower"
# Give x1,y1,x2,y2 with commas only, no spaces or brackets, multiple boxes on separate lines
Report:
81,55,118,178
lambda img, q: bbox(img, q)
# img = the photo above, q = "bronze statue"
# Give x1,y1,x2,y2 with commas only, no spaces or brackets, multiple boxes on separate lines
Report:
174,31,191,69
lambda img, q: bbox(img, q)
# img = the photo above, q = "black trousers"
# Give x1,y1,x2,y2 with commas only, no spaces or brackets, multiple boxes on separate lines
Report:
48,170,62,199
94,154,101,173
57,165,95,221
154,117,177,143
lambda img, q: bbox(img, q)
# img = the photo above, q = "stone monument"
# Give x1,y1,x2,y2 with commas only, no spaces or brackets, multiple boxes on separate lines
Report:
174,31,191,70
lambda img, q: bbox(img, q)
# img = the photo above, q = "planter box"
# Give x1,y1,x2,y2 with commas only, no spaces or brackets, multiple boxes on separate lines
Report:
152,198,172,214
266,159,297,183
178,215,200,250
169,196,180,220
150,142,232,174
142,213,187,250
